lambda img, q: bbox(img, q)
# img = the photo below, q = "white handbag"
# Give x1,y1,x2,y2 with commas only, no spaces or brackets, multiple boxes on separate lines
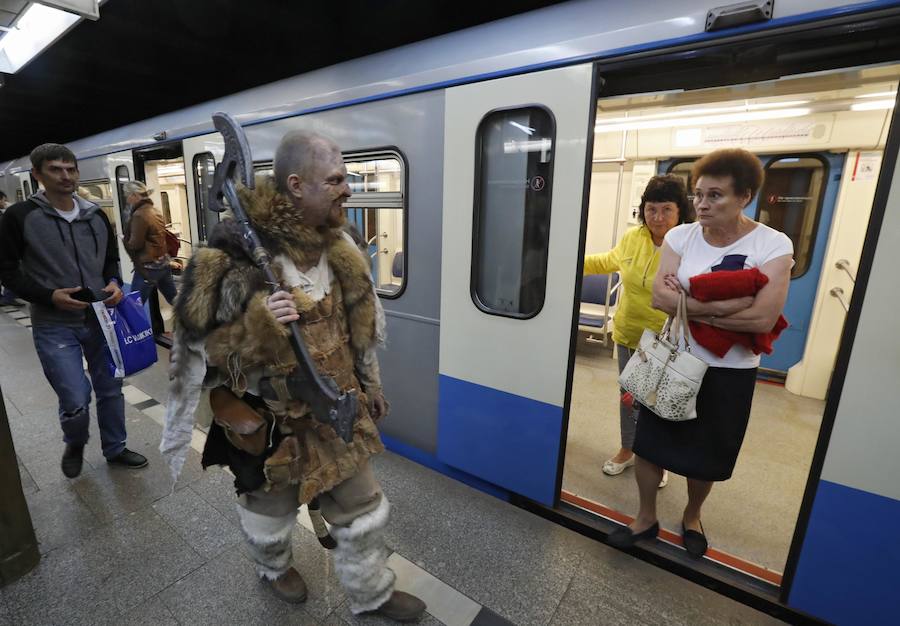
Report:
618,291,708,421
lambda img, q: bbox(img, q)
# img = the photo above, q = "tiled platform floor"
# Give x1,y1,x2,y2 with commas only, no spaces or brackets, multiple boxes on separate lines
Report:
1,304,784,625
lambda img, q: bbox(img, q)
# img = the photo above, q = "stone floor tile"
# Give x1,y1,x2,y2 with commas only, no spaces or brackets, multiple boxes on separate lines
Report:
152,485,244,559
549,542,783,626
3,394,21,417
71,438,205,523
288,524,346,620
371,453,585,626
333,599,445,626
0,596,11,626
16,457,39,495
188,466,243,527
3,539,121,625
82,508,207,613
99,593,180,626
158,544,319,625
22,451,98,492
24,481,103,555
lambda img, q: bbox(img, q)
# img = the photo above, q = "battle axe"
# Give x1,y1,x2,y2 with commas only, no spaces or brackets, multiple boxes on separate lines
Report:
207,112,358,445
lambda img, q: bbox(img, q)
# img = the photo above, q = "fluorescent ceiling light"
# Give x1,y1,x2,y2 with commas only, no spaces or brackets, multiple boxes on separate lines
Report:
595,107,811,133
855,91,896,99
597,101,810,125
850,99,895,111
0,4,81,74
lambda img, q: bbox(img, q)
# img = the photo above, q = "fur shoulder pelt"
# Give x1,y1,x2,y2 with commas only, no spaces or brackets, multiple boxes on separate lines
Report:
174,179,378,353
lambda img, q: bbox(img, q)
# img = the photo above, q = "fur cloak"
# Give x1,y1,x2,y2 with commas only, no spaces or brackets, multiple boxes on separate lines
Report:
168,179,384,501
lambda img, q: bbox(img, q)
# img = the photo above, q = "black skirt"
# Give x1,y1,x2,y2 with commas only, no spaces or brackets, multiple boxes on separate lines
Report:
632,366,757,481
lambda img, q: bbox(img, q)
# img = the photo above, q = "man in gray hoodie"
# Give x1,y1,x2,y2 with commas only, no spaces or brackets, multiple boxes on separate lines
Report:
0,144,148,477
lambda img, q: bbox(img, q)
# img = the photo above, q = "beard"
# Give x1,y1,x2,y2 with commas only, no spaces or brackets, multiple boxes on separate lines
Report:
325,205,346,229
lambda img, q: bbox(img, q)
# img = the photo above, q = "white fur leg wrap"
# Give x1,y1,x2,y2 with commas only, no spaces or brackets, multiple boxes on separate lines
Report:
237,505,296,580
330,496,395,614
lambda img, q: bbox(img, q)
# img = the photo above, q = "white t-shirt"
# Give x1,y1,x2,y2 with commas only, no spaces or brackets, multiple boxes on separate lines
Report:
55,206,80,223
664,222,794,368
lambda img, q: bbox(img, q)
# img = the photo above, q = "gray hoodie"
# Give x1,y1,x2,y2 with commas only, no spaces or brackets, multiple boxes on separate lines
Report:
0,191,122,327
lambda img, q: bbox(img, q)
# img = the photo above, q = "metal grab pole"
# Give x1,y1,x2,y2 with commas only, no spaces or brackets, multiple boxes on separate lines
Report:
0,384,40,586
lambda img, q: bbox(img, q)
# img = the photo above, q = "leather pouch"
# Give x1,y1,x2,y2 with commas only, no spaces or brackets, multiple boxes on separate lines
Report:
210,386,268,456
263,435,303,487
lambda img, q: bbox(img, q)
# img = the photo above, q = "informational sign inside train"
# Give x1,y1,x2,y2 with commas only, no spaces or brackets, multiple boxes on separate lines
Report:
674,120,832,148
851,151,881,181
629,161,657,223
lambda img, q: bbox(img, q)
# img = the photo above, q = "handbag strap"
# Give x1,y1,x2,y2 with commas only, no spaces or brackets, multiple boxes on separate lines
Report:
678,291,693,351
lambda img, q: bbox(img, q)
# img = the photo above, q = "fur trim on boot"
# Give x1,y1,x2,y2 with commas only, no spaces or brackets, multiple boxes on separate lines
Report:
237,505,296,580
330,496,396,614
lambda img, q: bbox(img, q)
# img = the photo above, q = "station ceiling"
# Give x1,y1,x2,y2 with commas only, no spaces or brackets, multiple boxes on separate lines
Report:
0,0,564,161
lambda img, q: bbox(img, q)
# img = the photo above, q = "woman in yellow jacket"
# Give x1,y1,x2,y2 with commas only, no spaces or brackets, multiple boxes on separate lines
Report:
584,174,691,485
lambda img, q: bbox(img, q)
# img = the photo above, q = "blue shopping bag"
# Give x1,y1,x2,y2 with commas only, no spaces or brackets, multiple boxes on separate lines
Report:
92,292,158,378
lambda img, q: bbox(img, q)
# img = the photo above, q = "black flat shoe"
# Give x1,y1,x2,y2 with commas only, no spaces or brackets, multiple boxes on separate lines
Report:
682,520,708,557
61,443,84,478
106,448,148,469
607,521,659,549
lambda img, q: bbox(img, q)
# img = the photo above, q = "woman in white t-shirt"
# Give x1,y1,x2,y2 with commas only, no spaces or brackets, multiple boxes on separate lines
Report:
608,149,793,557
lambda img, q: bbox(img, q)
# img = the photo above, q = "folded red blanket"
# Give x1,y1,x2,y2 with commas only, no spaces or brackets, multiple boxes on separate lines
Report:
687,268,788,358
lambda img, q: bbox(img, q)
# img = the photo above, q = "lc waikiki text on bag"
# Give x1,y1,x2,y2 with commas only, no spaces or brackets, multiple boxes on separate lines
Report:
618,291,707,421
92,292,158,378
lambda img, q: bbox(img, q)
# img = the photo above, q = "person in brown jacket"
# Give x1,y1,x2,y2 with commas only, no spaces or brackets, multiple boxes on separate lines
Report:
123,181,177,305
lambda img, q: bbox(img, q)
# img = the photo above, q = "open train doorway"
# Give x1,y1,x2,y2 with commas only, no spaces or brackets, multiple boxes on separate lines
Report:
132,143,192,345
561,63,899,587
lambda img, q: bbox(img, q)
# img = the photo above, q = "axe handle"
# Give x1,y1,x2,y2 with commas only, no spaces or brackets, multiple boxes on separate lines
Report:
221,178,339,405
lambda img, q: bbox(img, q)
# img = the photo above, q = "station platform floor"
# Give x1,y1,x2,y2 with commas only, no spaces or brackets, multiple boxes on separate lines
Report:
1,302,784,625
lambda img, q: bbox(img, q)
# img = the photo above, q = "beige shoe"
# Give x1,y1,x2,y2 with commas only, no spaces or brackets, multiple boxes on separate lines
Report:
267,567,308,603
602,455,635,476
363,590,426,622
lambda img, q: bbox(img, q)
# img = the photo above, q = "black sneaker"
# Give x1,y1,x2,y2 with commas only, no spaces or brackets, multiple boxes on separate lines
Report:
106,448,148,469
61,443,85,478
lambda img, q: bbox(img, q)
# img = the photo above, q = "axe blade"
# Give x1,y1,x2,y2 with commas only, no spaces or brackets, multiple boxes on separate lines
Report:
209,112,255,213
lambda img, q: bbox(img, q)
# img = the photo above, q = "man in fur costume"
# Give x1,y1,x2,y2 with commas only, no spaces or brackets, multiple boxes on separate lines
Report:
164,130,426,621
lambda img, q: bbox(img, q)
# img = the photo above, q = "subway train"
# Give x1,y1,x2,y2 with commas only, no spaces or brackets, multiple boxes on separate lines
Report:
3,1,900,623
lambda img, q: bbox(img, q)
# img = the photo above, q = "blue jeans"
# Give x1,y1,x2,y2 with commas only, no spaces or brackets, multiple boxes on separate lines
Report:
131,267,177,306
32,322,126,459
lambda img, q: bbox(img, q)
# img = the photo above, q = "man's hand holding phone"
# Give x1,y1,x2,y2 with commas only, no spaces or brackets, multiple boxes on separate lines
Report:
52,286,92,311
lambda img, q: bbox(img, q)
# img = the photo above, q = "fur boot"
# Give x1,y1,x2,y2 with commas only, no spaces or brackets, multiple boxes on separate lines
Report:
236,505,296,580
330,496,395,614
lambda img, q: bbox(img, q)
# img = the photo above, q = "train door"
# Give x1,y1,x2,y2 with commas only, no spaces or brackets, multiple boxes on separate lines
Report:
182,135,224,245
107,152,135,285
437,64,595,506
132,142,191,342
564,60,898,595
13,171,34,201
663,152,845,375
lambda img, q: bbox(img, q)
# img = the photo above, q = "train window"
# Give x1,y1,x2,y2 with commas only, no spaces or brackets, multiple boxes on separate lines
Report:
254,154,407,297
757,156,827,278
668,160,695,203
472,107,555,318
160,191,172,223
193,152,217,241
115,165,130,228
344,153,405,297
78,179,118,233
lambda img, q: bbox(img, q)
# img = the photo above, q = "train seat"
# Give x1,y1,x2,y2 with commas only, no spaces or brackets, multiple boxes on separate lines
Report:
578,272,619,349
391,250,404,279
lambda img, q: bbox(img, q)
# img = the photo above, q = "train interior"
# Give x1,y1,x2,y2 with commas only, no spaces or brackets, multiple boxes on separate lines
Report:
562,63,899,585
138,157,191,336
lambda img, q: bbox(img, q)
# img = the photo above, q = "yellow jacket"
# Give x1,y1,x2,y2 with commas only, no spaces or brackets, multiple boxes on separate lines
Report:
583,225,667,349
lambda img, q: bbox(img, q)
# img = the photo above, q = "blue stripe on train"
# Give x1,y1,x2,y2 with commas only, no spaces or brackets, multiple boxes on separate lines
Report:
789,479,900,624
436,374,563,507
